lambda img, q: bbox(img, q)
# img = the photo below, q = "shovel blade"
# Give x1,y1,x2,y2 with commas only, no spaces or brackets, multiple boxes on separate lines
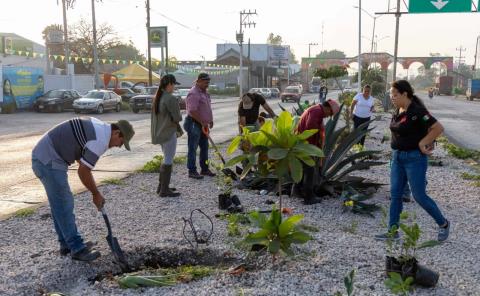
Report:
106,234,131,272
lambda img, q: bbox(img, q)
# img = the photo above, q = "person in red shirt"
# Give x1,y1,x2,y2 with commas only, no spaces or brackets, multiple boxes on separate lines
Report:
296,99,340,204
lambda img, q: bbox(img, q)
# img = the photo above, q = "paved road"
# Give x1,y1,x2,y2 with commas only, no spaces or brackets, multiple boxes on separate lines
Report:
0,93,320,219
420,92,480,150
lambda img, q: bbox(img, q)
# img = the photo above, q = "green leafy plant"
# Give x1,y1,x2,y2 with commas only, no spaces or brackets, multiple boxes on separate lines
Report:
314,65,349,94
101,178,125,185
441,141,480,160
314,105,385,196
340,185,380,217
173,155,187,164
226,213,250,237
384,272,414,295
118,265,214,289
120,101,131,111
138,155,164,173
226,111,324,211
14,208,35,218
334,269,356,296
244,209,312,256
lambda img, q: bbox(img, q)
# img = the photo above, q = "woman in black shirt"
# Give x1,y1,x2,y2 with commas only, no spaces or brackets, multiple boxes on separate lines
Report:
375,80,450,242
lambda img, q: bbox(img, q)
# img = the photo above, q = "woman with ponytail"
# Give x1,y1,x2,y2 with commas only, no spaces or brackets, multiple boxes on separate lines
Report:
151,74,183,197
375,80,450,242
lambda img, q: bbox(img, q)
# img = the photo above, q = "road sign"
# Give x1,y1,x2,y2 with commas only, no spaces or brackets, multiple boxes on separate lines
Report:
409,0,472,13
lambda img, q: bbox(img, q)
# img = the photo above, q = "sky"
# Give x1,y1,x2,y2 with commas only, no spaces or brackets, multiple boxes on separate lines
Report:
2,0,480,66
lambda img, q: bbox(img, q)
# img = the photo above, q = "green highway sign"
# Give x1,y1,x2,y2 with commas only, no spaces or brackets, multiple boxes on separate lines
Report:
409,0,472,13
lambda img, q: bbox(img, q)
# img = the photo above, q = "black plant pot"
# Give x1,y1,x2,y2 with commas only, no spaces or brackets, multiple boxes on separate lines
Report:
218,193,232,210
385,256,439,288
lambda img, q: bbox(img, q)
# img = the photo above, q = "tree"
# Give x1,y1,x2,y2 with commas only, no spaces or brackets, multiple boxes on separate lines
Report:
103,41,144,61
266,33,283,45
352,68,386,97
42,24,65,69
314,65,348,93
68,18,120,73
316,49,347,59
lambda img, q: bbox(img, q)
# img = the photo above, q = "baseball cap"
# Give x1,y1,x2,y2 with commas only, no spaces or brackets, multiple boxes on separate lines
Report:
115,120,135,151
241,94,254,110
161,74,180,85
197,73,211,81
326,99,340,115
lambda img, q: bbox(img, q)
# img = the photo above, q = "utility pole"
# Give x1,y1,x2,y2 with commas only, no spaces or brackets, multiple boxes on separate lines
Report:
91,0,100,89
358,0,362,92
237,9,256,97
308,43,318,93
474,36,480,78
146,0,152,86
456,46,466,66
61,0,69,75
392,0,401,83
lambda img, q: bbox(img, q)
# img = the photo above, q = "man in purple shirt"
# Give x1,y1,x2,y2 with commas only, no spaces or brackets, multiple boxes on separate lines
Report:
183,73,216,179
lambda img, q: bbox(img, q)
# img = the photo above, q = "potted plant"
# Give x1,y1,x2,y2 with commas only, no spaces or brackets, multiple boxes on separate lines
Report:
384,212,440,288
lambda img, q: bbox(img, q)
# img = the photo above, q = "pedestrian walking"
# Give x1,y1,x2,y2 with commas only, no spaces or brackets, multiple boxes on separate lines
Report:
350,84,375,146
183,73,216,179
375,80,450,242
319,83,328,103
296,99,340,205
151,74,183,197
31,117,134,261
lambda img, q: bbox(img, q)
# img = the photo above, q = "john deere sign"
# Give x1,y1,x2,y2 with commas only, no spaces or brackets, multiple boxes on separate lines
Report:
149,26,167,48
409,0,472,13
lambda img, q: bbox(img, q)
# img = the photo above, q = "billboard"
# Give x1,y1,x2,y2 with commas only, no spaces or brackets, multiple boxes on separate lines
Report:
149,26,167,48
268,45,290,68
1,66,44,112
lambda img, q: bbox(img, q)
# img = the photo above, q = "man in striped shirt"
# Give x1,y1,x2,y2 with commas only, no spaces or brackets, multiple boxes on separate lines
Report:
32,117,134,262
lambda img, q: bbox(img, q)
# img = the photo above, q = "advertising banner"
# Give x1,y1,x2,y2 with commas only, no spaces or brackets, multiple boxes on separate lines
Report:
149,26,167,48
1,66,44,111
268,45,290,68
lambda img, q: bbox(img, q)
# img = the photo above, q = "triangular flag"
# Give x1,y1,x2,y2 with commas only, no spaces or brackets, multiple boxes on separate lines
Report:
60,56,65,61
88,58,93,63
102,59,106,63
18,51,23,56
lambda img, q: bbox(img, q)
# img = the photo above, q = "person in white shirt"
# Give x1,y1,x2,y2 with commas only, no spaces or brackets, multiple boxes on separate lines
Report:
350,85,375,146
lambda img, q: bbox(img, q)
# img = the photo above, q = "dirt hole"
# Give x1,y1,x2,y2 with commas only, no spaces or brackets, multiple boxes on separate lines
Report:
89,246,238,285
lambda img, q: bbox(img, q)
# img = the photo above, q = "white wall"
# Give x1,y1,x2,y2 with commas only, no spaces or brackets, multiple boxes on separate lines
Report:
45,75,94,94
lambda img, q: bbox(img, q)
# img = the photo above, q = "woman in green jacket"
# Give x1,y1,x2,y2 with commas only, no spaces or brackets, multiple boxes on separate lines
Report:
151,74,183,197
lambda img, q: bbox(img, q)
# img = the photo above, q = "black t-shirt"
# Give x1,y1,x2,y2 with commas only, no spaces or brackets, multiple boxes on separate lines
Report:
390,101,437,151
238,93,266,125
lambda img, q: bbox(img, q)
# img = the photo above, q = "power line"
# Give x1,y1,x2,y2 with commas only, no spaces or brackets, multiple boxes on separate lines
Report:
149,8,233,43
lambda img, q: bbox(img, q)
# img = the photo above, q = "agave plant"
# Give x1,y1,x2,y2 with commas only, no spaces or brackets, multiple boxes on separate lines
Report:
314,103,385,196
226,111,324,211
340,185,380,217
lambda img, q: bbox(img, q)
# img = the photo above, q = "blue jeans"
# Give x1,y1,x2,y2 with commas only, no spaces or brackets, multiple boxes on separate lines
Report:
32,158,85,253
389,149,446,228
183,116,209,173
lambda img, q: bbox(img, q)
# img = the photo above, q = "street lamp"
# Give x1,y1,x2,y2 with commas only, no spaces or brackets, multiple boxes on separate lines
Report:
354,5,386,54
308,42,318,58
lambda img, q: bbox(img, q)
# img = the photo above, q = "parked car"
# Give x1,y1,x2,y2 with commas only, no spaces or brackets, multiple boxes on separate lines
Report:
112,88,137,102
175,88,189,110
248,88,270,99
73,90,122,114
280,86,302,103
34,89,82,112
129,86,157,113
269,88,280,98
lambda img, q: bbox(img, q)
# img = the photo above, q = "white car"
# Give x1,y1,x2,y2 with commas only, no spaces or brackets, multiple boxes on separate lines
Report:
248,88,271,99
73,90,122,114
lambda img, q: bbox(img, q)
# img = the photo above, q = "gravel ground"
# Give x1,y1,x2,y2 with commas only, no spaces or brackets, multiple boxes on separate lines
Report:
1,114,479,296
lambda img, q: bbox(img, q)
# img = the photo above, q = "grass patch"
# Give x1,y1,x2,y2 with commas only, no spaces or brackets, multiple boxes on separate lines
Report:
138,155,164,173
342,220,358,234
460,172,480,180
473,181,480,187
173,155,187,164
102,178,125,185
14,208,35,218
438,137,480,160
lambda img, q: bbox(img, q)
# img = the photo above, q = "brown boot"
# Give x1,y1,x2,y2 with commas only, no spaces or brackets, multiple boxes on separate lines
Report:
160,164,181,197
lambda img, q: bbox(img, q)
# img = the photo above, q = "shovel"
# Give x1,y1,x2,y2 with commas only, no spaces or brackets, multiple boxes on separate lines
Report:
202,127,238,180
101,208,131,272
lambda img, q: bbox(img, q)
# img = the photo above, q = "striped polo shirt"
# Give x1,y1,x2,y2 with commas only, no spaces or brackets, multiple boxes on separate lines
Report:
32,117,111,171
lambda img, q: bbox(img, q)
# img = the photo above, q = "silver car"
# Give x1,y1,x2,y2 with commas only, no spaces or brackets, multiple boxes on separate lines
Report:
73,90,122,114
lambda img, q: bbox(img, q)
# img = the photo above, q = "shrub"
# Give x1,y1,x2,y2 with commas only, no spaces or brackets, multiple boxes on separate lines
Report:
102,178,125,185
14,208,35,218
121,101,131,111
138,155,164,173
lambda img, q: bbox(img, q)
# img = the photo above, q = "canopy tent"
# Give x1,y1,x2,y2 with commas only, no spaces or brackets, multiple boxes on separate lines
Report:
110,64,160,83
